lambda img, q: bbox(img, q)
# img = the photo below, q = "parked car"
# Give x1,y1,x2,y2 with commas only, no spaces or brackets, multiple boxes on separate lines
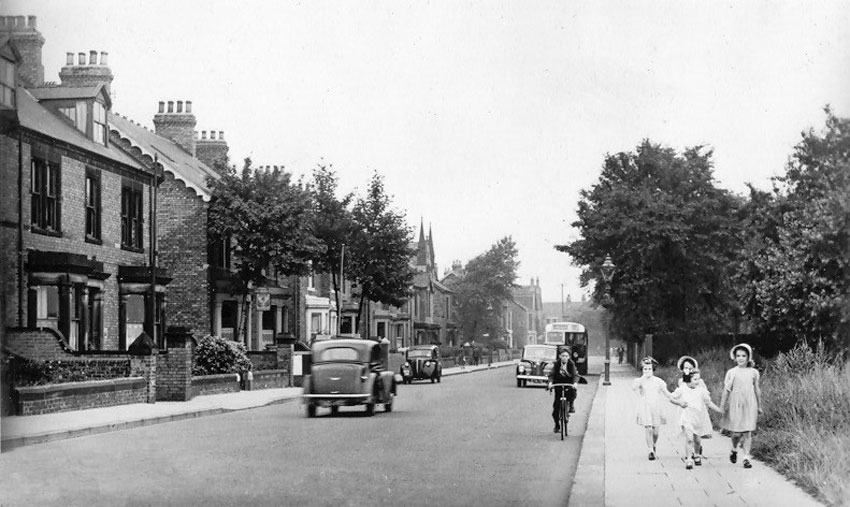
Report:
302,338,397,416
400,345,442,384
516,344,558,387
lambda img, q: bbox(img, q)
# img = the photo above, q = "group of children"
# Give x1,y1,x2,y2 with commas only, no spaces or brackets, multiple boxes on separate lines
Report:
631,343,762,470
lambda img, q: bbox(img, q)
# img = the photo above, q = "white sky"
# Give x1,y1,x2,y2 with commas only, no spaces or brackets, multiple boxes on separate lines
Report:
4,0,849,303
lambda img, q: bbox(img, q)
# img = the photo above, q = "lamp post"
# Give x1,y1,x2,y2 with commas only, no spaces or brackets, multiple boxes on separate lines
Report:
601,254,615,386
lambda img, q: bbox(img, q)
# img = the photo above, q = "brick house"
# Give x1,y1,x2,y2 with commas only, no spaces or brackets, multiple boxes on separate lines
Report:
511,278,544,347
110,110,297,351
0,16,169,351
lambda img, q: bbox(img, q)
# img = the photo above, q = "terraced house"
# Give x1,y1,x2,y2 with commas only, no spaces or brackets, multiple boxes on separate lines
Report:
0,17,169,352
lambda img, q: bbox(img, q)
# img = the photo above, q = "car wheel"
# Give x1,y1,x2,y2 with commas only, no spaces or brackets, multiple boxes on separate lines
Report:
437,375,441,383
365,403,375,416
306,404,316,418
385,400,393,412
330,406,339,416
517,379,522,388
431,377,436,383
523,380,528,387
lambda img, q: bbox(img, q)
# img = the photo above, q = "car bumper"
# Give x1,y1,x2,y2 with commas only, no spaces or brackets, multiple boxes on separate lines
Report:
302,393,371,407
516,374,548,382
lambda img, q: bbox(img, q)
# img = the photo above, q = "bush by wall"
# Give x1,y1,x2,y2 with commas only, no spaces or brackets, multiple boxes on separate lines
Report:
9,356,132,386
193,335,252,376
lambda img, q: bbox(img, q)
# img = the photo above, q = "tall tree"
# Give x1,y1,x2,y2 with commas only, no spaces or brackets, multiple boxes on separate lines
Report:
308,165,356,326
557,140,742,339
741,110,850,348
208,159,324,341
348,173,414,336
455,237,519,345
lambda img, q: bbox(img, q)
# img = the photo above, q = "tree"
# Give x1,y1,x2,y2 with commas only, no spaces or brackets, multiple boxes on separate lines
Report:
557,140,742,339
348,172,414,336
741,110,850,348
308,165,357,326
207,159,324,341
455,237,519,345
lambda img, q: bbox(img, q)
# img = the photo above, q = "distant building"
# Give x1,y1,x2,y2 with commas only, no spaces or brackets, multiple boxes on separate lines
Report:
511,277,544,347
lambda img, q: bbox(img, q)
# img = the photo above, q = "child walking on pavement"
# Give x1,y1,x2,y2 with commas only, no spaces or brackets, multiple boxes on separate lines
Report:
671,368,723,469
677,355,714,459
632,357,676,460
719,343,762,469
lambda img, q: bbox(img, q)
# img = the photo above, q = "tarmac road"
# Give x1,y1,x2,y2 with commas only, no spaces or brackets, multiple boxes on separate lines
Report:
0,367,598,507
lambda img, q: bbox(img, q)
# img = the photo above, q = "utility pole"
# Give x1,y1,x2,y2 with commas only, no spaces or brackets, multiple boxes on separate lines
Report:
560,284,565,320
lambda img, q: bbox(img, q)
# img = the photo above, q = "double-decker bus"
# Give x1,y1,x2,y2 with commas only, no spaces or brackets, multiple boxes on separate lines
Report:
543,321,589,375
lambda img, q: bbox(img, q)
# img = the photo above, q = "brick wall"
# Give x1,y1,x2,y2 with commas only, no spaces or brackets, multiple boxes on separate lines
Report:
251,369,287,390
246,351,277,371
5,327,75,360
157,172,210,337
156,347,193,401
2,135,151,349
190,373,239,397
14,377,147,415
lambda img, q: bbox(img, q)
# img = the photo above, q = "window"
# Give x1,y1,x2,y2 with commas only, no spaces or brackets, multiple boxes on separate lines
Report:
121,184,143,249
85,170,101,241
31,158,61,233
93,101,107,145
211,236,231,269
0,58,15,109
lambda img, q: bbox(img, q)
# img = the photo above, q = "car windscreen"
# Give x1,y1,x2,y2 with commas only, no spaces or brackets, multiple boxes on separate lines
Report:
317,347,361,362
407,349,432,359
524,347,557,362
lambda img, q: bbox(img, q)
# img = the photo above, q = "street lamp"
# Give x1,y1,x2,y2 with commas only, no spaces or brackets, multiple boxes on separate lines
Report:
600,254,616,386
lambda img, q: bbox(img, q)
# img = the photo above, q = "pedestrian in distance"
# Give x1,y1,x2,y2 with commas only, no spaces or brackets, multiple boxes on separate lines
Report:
719,343,763,469
547,347,579,433
671,368,723,470
617,347,624,364
632,357,676,460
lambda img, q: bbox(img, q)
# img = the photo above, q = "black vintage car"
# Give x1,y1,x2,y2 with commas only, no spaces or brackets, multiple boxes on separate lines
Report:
400,345,442,384
515,344,558,387
302,338,397,416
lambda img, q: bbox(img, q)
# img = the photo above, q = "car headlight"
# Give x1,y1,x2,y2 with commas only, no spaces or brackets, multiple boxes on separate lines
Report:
518,365,525,372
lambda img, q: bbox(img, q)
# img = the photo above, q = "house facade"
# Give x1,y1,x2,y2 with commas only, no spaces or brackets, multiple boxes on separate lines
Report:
1,17,168,351
511,278,544,347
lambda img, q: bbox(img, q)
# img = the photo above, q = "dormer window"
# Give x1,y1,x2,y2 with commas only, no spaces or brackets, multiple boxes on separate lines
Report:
0,57,14,109
93,100,107,145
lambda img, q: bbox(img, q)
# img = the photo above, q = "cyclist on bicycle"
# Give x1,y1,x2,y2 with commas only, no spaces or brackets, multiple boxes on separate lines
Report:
547,347,579,433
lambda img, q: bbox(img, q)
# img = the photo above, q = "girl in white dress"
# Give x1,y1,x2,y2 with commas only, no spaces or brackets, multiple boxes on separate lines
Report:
719,343,762,469
632,357,677,460
676,356,714,458
671,369,723,469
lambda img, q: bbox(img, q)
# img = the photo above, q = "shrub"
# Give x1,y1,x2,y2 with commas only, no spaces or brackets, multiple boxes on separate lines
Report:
9,357,131,386
193,335,252,376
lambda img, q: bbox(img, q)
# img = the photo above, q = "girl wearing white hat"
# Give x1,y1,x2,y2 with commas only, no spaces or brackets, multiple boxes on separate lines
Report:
719,343,762,469
676,356,714,463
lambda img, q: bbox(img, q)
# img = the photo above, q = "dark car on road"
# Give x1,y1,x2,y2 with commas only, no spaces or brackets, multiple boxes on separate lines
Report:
400,345,442,384
516,344,558,387
302,338,397,416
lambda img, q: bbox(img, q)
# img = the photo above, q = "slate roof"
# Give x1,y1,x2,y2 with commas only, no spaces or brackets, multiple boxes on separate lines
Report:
17,88,142,170
109,112,220,200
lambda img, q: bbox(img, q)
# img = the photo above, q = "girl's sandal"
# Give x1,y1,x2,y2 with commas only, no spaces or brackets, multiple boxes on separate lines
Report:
694,455,702,466
743,459,752,469
730,450,737,464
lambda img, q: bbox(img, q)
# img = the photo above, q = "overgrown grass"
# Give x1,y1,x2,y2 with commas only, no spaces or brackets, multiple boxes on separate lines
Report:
656,343,850,506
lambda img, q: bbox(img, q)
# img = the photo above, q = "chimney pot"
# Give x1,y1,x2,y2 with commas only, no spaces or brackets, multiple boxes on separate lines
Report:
90,50,98,65
78,52,86,65
176,100,183,113
210,131,216,140
219,131,224,140
186,100,192,113
66,52,74,65
158,101,165,113
100,51,108,65
201,131,207,140
15,16,24,28
28,15,36,28
167,101,174,113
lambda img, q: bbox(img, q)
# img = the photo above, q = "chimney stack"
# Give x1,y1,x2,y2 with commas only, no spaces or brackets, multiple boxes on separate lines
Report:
196,126,229,174
1,15,45,87
153,99,197,156
59,47,114,94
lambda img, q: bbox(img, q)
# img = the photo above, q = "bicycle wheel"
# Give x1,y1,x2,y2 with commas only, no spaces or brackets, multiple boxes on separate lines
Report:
560,399,567,440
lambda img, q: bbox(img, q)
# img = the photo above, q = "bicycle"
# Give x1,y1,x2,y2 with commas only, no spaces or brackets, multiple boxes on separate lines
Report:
549,383,577,440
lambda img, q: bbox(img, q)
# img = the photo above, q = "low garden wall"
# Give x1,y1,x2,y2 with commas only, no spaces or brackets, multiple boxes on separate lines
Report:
246,351,277,371
250,369,288,390
190,373,240,398
14,377,147,415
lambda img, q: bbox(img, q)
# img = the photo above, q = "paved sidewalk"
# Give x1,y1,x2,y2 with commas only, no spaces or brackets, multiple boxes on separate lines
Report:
0,360,514,451
571,360,823,507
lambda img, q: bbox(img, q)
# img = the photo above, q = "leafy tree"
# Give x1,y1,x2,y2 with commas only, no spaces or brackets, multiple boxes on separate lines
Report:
207,159,324,341
455,237,519,345
557,140,742,339
347,172,414,335
742,110,850,348
308,165,357,324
